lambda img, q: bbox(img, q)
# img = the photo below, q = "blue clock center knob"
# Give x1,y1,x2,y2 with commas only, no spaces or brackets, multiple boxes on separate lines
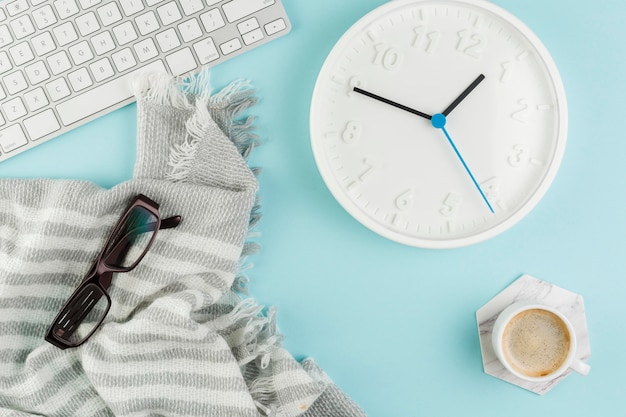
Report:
431,113,447,129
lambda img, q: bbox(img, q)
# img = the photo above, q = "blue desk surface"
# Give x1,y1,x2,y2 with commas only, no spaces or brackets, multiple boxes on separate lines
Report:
1,1,624,415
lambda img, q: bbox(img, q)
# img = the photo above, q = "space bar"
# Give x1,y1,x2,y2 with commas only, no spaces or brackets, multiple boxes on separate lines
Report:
56,60,166,126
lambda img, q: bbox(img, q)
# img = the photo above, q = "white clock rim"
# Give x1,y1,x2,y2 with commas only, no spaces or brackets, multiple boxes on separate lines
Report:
309,0,568,249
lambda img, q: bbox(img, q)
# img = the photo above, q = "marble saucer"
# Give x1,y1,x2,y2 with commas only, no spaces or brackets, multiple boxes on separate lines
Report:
475,274,591,395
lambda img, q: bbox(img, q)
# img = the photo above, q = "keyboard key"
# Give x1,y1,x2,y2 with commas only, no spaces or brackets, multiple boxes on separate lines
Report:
0,52,11,74
237,17,259,35
5,0,29,17
3,70,28,94
47,50,71,75
265,18,286,35
0,9,6,23
68,41,94,65
0,124,28,154
75,12,100,36
135,11,159,35
119,0,144,17
24,87,49,111
9,42,34,66
179,0,203,16
56,60,166,126
89,57,114,81
178,18,202,43
52,21,78,46
222,0,275,23
54,0,80,19
46,78,71,101
33,5,58,30
91,31,116,55
242,28,263,46
10,15,35,39
200,9,225,33
165,47,197,76
155,28,180,52
0,113,4,127
112,21,138,45
78,0,102,9
23,109,61,140
97,2,123,26
134,38,158,62
2,97,27,121
24,60,50,84
193,38,219,64
219,38,242,55
0,25,13,48
112,48,137,72
68,67,93,91
31,32,56,56
157,2,182,26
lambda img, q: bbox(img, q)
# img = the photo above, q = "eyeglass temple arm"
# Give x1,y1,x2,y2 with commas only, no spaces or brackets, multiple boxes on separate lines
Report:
160,216,182,230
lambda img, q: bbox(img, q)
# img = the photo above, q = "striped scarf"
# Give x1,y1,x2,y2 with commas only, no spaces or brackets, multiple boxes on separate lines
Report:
0,75,367,417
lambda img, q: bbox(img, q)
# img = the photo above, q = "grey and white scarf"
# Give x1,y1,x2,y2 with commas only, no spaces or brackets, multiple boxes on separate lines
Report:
0,74,367,417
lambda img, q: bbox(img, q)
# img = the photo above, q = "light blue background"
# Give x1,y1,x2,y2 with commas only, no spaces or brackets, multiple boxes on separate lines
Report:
1,0,625,416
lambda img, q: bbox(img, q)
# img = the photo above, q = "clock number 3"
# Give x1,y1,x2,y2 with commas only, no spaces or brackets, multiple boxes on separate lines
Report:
373,43,404,70
508,144,544,167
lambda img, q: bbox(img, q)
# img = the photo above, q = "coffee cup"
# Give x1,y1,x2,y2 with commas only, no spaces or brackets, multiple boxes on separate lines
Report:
491,303,590,382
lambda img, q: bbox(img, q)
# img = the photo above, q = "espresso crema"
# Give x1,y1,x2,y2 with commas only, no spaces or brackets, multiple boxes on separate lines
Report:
502,309,571,377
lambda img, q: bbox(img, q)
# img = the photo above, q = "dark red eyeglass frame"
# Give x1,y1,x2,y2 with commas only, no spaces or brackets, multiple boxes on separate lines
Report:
45,194,181,350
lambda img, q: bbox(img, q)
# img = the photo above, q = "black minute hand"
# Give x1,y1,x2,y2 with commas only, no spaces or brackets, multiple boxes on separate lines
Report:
441,74,485,117
353,87,432,120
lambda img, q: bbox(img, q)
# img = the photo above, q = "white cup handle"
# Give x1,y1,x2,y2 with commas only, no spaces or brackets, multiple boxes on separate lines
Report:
570,358,591,376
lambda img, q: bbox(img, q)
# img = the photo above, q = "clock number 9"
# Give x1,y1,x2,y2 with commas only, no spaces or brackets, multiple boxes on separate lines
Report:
348,75,367,97
342,121,363,144
373,43,404,70
395,189,414,211
456,29,486,59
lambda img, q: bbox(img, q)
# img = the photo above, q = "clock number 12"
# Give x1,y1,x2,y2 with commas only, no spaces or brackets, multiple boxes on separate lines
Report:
456,29,486,59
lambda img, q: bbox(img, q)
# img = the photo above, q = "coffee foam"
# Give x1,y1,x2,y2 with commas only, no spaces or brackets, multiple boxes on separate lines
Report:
502,309,571,377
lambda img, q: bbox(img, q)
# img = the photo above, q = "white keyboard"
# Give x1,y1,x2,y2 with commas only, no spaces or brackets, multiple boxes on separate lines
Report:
0,0,291,162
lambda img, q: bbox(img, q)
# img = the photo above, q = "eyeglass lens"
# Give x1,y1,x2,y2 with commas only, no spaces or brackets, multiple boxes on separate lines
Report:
51,283,110,345
104,206,158,269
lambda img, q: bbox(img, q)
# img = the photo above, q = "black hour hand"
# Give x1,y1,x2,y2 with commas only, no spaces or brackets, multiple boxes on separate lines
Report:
353,87,432,120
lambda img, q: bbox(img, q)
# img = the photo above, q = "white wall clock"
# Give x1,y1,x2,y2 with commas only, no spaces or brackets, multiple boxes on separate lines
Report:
310,0,567,248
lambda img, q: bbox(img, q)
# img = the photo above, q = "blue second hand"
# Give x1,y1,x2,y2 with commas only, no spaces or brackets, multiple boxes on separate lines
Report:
431,113,494,214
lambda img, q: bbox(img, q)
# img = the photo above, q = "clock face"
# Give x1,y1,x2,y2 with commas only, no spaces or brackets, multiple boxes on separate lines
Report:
310,0,567,248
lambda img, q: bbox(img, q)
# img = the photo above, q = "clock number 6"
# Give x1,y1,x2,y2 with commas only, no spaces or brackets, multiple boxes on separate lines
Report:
395,189,414,211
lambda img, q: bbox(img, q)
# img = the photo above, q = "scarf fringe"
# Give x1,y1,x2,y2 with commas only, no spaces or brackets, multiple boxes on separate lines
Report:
130,71,260,183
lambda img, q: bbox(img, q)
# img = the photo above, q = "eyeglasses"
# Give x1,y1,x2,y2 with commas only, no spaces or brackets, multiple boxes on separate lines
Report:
45,194,181,350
